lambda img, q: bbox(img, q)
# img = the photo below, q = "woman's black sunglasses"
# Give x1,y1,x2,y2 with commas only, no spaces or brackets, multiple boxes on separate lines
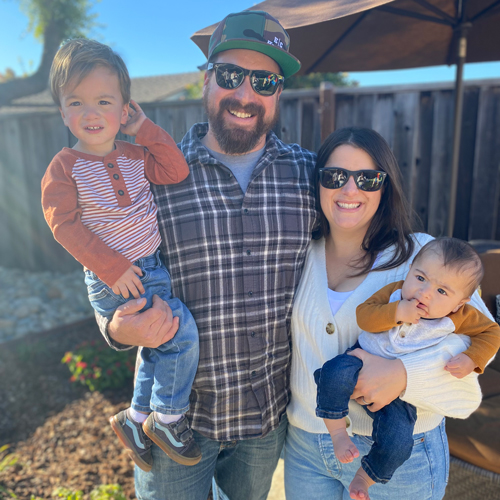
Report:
319,167,387,192
207,63,284,96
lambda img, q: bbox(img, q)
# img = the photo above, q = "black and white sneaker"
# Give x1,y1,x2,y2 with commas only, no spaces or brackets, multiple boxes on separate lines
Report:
110,409,153,472
143,413,201,466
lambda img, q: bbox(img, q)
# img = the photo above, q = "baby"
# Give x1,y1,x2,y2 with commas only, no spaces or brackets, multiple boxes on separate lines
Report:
42,39,200,472
314,237,500,499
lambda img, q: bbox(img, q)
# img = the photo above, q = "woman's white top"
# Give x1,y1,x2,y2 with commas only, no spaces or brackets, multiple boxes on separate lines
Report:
288,233,490,436
327,289,354,316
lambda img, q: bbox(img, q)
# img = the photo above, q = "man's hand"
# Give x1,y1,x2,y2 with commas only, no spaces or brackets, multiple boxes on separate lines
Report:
108,294,179,348
348,348,407,412
111,265,145,299
445,353,477,378
120,99,147,137
396,298,425,324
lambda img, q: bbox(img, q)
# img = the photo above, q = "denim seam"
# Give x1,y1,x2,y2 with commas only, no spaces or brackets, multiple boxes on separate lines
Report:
422,431,435,491
439,421,450,485
317,433,341,477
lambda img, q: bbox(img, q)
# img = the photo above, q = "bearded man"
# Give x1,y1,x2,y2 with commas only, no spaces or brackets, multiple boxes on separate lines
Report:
97,10,319,500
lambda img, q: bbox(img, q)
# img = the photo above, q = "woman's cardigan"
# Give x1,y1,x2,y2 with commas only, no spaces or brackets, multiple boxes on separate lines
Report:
287,234,492,436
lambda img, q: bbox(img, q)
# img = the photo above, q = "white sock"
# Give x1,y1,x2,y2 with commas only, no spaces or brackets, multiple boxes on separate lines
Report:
129,407,149,423
155,412,182,425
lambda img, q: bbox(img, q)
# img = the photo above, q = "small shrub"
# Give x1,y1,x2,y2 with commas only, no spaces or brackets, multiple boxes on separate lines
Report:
0,445,18,473
52,488,83,500
90,484,126,500
0,484,17,498
62,339,136,392
50,485,125,500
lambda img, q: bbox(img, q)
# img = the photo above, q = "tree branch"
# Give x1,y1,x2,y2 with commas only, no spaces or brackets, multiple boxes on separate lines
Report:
0,19,63,107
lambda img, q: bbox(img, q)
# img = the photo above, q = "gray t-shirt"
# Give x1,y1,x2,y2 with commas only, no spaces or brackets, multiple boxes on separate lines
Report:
205,145,265,193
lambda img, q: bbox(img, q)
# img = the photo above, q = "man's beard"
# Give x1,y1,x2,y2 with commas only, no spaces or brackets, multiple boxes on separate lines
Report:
203,94,280,155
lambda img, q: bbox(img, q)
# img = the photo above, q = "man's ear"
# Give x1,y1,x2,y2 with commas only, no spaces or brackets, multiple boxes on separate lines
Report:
202,71,211,98
452,297,470,313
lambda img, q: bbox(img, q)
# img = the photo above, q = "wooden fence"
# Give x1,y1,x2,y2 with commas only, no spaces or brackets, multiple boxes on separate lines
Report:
0,79,499,273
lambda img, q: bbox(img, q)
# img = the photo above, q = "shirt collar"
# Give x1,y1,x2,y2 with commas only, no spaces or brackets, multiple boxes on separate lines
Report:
180,122,297,169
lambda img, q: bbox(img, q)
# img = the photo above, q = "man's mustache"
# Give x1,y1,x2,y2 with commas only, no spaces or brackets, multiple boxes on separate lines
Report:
218,97,265,118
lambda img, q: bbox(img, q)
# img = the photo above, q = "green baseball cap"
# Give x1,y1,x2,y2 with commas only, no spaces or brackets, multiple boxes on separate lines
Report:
208,11,301,79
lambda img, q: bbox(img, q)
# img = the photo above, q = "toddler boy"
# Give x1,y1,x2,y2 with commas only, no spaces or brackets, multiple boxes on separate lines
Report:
42,39,200,472
314,237,500,499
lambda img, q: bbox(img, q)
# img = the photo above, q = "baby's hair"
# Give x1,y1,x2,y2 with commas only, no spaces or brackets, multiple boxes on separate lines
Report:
49,38,131,107
413,237,484,297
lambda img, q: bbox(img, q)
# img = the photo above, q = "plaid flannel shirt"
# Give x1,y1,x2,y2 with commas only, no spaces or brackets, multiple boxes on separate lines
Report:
98,123,318,441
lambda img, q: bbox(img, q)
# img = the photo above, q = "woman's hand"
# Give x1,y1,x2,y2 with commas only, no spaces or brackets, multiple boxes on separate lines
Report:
348,348,407,412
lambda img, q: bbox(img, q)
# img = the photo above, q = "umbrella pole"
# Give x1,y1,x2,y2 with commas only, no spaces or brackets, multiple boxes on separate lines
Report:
447,21,471,237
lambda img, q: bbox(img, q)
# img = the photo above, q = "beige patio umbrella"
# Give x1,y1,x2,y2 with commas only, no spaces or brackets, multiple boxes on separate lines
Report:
191,0,500,236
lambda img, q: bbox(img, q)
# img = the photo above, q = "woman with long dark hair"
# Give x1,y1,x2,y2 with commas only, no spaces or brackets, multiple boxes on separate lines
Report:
284,127,490,499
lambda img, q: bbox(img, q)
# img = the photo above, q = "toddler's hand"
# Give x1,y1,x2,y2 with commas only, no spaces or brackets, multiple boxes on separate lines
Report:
445,353,477,378
120,100,147,137
111,265,145,299
395,298,424,324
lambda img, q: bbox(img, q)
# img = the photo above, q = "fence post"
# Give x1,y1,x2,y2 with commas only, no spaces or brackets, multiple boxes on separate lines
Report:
320,82,335,142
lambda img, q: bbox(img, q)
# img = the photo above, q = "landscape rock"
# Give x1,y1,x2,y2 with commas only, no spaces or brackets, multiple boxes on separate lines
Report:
0,266,93,343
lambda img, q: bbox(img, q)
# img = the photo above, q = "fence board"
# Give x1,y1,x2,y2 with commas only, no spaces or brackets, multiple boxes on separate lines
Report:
0,128,13,266
414,91,434,230
3,117,37,269
428,90,455,236
335,94,355,129
301,100,315,151
354,94,375,129
1,79,499,272
279,97,301,145
469,87,500,240
453,87,479,240
392,92,420,205
372,94,395,147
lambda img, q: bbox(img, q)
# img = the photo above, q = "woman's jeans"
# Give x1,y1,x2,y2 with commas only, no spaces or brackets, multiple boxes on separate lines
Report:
284,420,449,500
84,250,199,415
314,342,417,483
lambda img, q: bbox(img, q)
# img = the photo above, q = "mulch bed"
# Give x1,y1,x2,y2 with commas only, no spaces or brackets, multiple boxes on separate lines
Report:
0,320,137,499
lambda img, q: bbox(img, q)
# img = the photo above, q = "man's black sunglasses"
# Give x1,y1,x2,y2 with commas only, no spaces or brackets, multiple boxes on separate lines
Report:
207,63,284,96
319,167,387,192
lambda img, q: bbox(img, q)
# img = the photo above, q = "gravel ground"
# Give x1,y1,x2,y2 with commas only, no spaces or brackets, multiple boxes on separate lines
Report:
0,266,93,343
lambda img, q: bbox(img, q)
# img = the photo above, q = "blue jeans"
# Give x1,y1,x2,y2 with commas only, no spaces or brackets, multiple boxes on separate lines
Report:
314,342,417,483
135,414,288,500
84,250,199,415
284,420,449,500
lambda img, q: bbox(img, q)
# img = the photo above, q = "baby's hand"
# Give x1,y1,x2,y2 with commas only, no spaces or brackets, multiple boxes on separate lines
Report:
120,100,147,137
445,353,477,378
395,298,424,324
111,265,145,299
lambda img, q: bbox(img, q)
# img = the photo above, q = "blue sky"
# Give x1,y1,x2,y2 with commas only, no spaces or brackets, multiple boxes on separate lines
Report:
1,0,499,87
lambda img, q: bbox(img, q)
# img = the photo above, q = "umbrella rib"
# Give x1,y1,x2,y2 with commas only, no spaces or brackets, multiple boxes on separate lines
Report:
470,0,500,22
305,12,369,74
378,5,454,26
410,0,456,23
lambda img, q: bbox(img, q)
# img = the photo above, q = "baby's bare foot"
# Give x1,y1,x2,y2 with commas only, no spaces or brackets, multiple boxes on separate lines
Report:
331,431,359,463
324,419,359,463
349,467,375,500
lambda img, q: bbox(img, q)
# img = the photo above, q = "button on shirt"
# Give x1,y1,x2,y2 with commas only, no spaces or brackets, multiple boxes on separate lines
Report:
102,123,318,441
